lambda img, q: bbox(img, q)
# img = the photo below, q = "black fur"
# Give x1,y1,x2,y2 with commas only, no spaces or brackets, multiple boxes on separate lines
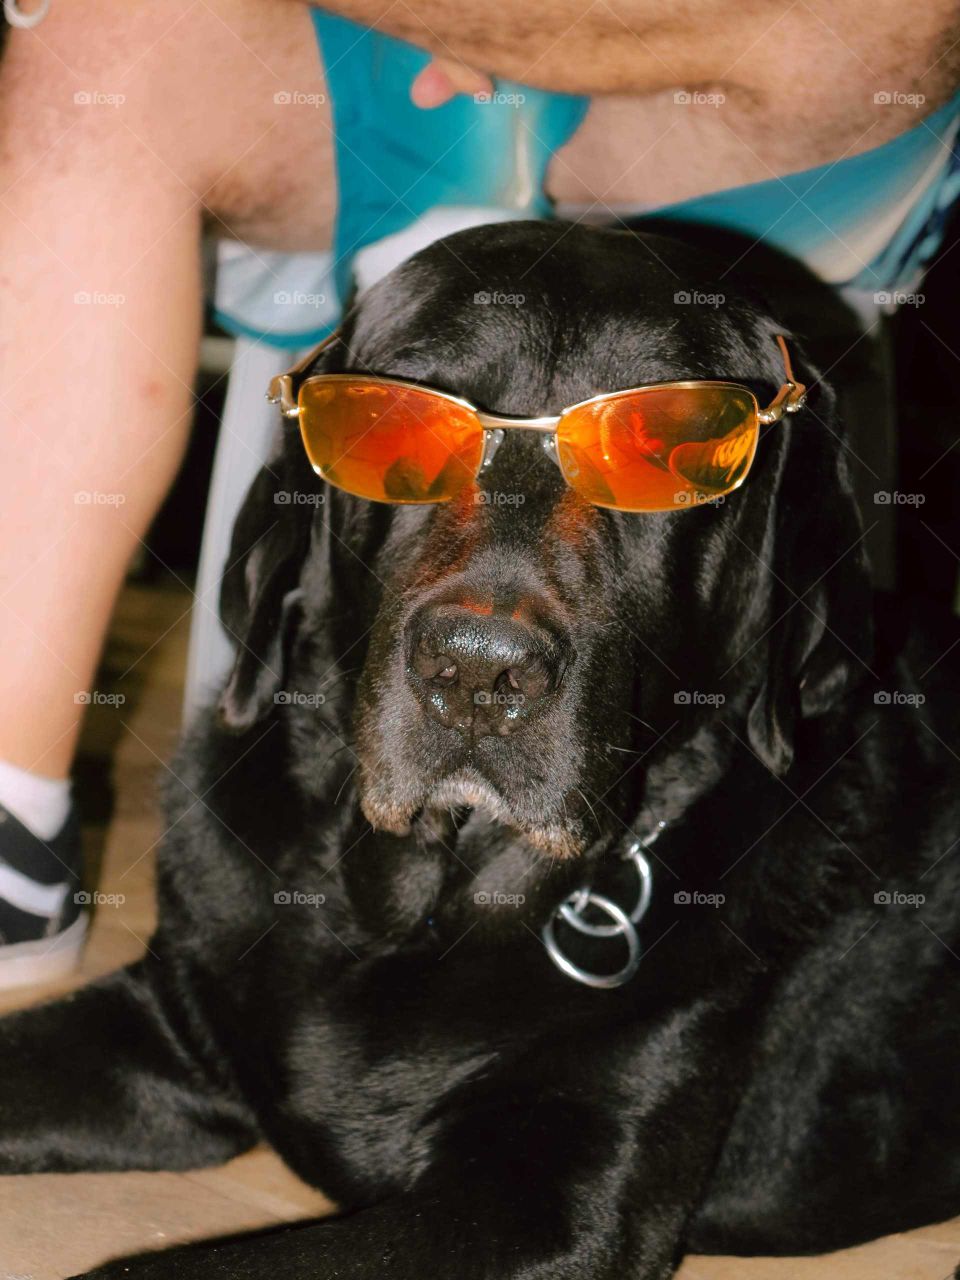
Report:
3,221,959,1279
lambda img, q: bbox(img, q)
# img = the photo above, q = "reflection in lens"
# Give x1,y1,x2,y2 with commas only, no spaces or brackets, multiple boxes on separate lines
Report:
298,379,484,503
558,385,758,512
556,439,617,507
383,456,430,501
667,428,756,490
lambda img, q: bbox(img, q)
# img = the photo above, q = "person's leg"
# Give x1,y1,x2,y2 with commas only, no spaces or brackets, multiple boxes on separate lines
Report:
0,13,203,780
0,0,335,981
0,3,204,980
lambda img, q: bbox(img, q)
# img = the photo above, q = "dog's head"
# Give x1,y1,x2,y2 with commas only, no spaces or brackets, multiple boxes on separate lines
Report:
218,222,872,861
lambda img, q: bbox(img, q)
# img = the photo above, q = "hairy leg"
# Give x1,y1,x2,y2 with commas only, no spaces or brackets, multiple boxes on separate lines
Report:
0,0,334,777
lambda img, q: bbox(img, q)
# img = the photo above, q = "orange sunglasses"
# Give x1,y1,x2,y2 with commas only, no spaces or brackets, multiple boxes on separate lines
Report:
267,332,807,513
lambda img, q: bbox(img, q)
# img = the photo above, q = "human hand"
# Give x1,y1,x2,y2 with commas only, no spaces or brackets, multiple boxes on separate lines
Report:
410,56,494,108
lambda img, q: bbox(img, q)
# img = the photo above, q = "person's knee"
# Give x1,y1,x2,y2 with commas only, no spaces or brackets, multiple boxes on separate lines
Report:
1,0,257,198
2,0,335,241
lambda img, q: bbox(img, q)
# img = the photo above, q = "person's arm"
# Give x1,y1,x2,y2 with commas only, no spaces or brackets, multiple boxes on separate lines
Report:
317,0,960,107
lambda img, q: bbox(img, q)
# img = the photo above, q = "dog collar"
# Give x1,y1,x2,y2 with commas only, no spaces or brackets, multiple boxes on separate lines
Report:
541,822,663,990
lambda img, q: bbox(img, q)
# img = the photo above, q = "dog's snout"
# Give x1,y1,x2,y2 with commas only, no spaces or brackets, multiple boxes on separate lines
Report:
407,604,567,736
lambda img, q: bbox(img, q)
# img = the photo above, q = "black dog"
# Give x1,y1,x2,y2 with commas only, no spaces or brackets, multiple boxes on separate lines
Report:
2,221,959,1279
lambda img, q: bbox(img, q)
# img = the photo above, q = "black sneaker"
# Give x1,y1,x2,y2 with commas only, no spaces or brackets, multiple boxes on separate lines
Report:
0,801,87,990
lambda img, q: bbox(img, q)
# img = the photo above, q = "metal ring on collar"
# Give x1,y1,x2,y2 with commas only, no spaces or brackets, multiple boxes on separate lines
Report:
559,842,653,939
542,890,641,990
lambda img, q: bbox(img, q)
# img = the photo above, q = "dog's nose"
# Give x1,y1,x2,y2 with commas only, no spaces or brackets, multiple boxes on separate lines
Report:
407,604,567,736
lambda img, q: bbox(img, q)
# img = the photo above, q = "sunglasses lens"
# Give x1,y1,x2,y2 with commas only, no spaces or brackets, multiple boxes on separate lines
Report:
298,380,484,503
557,385,759,512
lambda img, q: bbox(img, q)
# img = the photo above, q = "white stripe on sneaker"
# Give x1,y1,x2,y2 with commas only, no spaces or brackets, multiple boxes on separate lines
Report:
0,858,70,918
0,914,87,991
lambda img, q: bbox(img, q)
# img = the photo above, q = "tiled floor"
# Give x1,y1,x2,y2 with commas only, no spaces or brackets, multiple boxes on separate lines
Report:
1,578,956,1279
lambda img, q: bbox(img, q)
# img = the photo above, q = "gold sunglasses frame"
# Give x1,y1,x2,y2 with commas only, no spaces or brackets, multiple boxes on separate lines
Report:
267,331,807,505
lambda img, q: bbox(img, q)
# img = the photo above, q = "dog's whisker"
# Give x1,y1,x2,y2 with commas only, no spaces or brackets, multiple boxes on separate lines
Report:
625,712,658,734
315,668,360,695
574,787,601,833
333,763,358,807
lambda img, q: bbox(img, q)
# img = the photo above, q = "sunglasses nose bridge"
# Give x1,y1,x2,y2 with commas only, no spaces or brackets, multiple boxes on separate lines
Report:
475,411,563,479
540,433,562,471
478,427,562,475
479,428,505,473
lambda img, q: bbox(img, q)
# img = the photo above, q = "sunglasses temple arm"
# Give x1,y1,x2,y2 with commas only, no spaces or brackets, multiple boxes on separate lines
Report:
758,334,808,425
267,328,342,417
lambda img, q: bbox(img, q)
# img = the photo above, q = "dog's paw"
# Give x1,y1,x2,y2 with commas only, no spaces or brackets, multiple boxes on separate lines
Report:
61,1222,373,1280
66,1254,174,1280
64,1211,444,1280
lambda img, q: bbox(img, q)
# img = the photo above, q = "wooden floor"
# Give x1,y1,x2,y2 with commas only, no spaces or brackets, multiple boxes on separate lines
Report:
1,578,957,1279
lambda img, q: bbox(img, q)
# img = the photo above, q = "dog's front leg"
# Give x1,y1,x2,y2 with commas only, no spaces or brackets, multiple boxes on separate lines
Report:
71,1103,710,1280
73,1005,748,1280
0,959,258,1173
71,1110,641,1280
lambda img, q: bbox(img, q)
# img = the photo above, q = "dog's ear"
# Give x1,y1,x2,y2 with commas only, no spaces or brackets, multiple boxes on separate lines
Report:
746,375,873,775
217,449,311,732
